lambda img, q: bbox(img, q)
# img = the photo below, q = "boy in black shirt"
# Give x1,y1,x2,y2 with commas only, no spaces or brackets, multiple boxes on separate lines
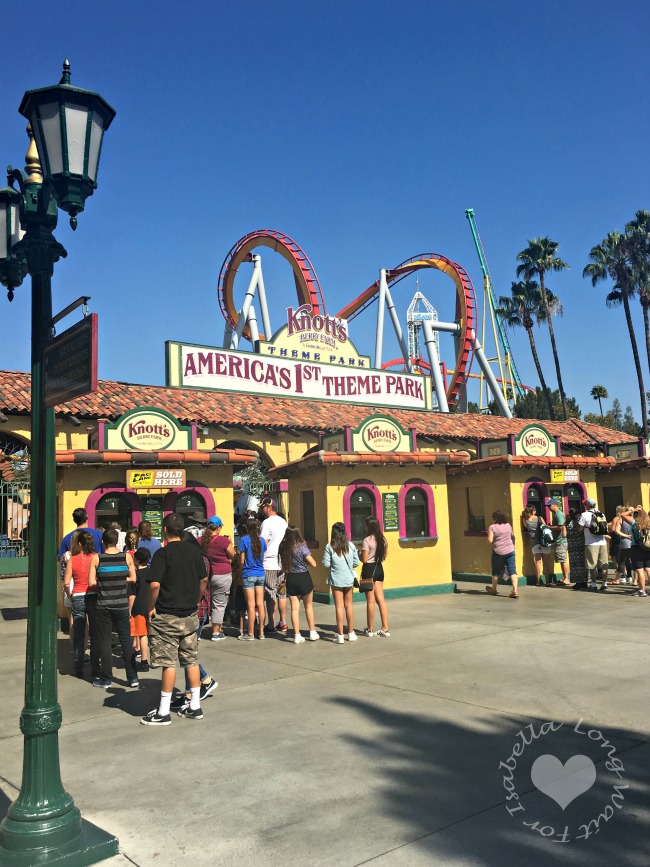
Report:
140,514,208,726
130,547,152,671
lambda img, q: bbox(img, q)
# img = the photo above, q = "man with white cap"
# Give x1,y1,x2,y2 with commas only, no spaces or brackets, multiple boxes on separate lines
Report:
259,496,288,633
578,497,609,592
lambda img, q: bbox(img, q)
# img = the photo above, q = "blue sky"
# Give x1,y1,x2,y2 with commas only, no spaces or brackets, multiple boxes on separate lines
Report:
1,0,648,421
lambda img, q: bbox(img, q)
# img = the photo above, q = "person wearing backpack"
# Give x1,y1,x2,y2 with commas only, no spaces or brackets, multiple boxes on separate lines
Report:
621,506,650,597
578,497,609,592
521,505,546,586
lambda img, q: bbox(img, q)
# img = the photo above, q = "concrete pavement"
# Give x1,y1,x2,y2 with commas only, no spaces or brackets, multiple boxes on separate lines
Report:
1,577,649,866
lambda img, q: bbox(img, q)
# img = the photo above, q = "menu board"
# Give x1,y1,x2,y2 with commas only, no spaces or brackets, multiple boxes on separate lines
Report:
382,492,399,532
142,496,164,540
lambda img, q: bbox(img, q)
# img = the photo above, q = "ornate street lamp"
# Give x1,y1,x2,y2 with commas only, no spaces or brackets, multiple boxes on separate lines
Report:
0,62,117,865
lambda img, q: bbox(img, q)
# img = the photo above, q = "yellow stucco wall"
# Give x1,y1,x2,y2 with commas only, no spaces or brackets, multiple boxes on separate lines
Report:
282,462,453,596
597,468,650,514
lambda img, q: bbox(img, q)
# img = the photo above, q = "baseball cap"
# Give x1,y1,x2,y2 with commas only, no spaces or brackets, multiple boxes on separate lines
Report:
583,497,597,509
545,498,560,507
259,496,276,510
207,516,223,527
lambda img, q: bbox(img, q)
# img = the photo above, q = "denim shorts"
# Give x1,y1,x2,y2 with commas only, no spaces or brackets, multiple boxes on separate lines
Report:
491,550,516,577
242,575,265,589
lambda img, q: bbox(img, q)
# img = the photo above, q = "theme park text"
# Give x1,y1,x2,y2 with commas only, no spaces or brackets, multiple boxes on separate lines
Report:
166,343,429,411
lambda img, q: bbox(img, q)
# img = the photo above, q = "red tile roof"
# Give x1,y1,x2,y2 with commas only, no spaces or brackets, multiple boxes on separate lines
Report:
0,369,635,447
55,448,257,466
270,449,471,477
447,455,616,474
0,456,14,482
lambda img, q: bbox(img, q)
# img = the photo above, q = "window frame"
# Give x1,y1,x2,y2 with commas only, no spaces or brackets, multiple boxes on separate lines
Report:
398,480,437,541
343,480,382,541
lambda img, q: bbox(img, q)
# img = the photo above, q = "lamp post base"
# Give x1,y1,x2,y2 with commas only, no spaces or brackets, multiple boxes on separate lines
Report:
0,818,119,866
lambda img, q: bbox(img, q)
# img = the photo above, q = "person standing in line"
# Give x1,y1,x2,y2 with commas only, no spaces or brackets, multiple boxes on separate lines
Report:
129,547,152,672
58,507,103,557
238,518,267,640
486,511,519,598
136,520,161,558
141,514,208,726
567,509,588,590
123,529,138,557
520,505,545,586
88,527,139,689
620,506,650,597
278,525,320,644
259,496,288,634
361,516,390,636
201,516,235,640
170,531,219,711
63,530,99,679
323,522,359,643
618,507,634,585
545,499,570,586
578,497,609,592
609,506,633,585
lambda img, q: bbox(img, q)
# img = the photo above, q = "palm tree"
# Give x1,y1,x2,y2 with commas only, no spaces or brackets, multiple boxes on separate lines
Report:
625,210,650,374
497,280,558,420
584,231,648,437
516,238,570,419
590,384,608,416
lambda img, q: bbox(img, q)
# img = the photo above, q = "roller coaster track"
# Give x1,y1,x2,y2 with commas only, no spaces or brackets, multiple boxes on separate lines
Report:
335,253,477,410
218,229,325,341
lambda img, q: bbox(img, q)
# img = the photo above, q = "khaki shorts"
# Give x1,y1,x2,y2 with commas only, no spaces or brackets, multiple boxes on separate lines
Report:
149,612,199,669
584,544,608,571
554,542,568,564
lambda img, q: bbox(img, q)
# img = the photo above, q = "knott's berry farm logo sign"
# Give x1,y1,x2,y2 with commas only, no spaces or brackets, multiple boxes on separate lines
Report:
514,424,557,458
259,305,370,369
354,415,413,453
102,407,195,451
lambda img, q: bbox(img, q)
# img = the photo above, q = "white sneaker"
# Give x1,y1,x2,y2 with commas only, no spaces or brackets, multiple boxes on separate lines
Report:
309,631,320,641
334,634,345,644
347,631,358,642
363,628,375,637
377,629,391,637
294,634,305,644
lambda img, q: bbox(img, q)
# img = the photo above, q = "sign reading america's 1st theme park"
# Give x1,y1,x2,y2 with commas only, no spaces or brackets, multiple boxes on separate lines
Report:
166,307,431,410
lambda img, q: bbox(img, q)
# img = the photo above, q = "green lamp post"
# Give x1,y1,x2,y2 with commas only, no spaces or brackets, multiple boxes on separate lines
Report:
0,61,118,865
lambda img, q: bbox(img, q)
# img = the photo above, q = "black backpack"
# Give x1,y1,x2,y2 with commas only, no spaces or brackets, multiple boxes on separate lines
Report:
588,510,608,536
537,522,554,547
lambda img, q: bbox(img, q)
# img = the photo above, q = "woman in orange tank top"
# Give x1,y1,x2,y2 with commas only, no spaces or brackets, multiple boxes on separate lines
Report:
63,530,99,679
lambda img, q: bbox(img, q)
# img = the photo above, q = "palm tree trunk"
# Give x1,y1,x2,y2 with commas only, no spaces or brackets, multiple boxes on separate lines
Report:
642,296,650,376
622,290,648,437
598,397,603,415
526,326,555,420
540,274,569,419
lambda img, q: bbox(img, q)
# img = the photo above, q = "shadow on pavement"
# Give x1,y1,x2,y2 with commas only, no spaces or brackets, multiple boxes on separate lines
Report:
329,696,650,866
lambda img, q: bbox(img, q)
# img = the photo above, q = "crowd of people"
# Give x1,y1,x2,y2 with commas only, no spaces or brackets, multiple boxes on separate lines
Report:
57,492,647,726
58,499,390,726
486,496,650,598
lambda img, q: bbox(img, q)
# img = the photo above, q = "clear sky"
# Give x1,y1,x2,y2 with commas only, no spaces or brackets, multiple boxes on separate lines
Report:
1,0,648,421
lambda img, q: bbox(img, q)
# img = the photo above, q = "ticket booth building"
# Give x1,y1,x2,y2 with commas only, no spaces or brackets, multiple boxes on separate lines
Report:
447,454,615,582
270,448,470,602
